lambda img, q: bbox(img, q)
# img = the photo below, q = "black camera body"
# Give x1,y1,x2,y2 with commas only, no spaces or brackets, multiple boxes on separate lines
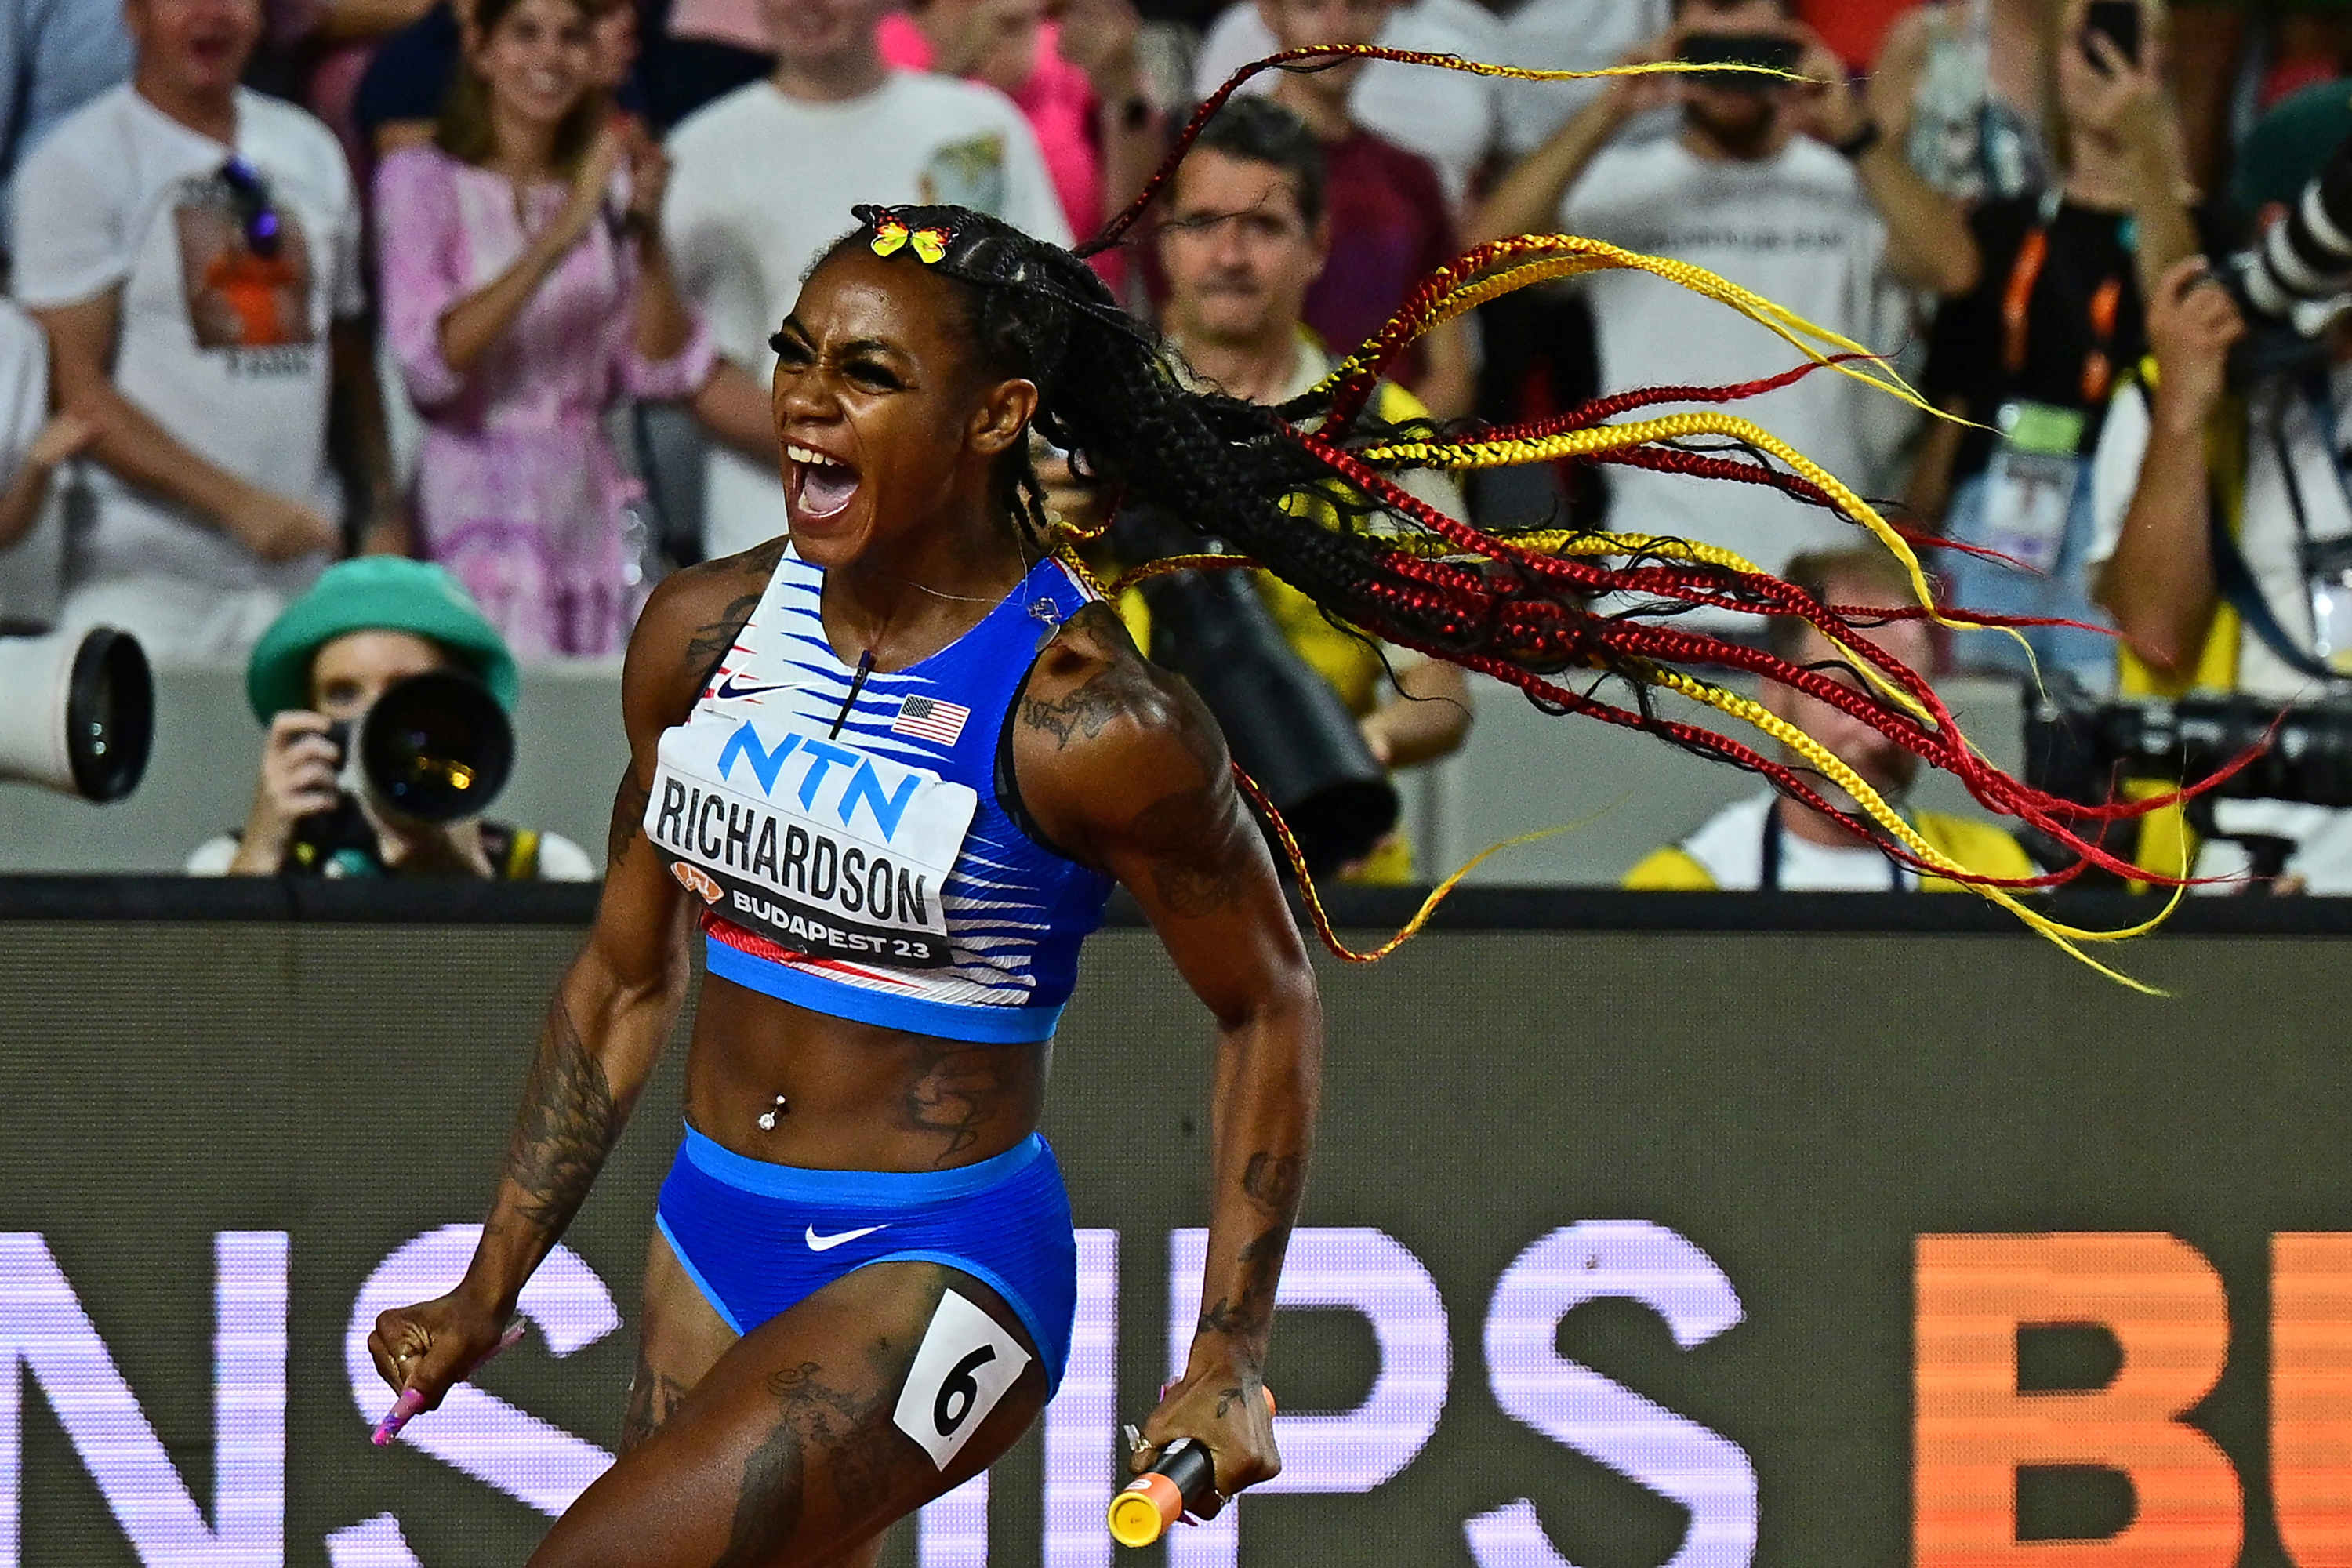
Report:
2025,677,2352,878
283,670,517,875
1675,33,1802,82
2027,679,2352,808
1107,505,1398,877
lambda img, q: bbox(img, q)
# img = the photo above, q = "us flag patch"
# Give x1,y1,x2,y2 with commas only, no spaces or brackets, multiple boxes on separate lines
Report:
891,695,971,746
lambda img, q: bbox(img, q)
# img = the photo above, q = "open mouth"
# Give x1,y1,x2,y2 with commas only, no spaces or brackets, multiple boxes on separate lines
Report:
787,443,861,523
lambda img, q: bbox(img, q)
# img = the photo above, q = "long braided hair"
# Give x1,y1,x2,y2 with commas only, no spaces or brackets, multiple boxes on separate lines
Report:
825,46,2248,983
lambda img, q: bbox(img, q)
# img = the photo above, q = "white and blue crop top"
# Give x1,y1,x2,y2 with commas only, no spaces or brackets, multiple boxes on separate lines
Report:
643,543,1112,1044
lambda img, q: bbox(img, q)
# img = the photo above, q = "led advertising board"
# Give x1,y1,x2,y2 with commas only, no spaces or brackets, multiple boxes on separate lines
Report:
2,908,2348,1566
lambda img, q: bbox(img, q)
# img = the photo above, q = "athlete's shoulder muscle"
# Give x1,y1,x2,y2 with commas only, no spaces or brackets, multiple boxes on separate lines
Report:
1010,601,1236,874
622,536,789,742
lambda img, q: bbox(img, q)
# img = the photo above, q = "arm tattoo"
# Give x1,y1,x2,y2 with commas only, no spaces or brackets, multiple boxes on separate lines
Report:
1241,1152,1303,1212
1127,783,1255,916
1020,653,1160,750
500,996,622,1236
900,1042,1012,1166
713,1361,898,1567
1196,1220,1291,1350
606,768,651,869
685,592,761,670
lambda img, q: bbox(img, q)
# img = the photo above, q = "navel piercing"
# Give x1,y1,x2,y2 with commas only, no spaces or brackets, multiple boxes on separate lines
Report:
757,1095,789,1131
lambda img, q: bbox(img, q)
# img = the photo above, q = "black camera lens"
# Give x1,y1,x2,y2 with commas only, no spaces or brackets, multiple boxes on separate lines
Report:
66,629,152,804
358,671,514,823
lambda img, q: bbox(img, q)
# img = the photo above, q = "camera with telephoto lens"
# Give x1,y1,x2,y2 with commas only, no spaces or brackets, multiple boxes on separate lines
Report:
2024,674,2352,878
287,670,516,873
0,626,152,802
2223,127,2352,381
326,670,515,823
1106,505,1398,877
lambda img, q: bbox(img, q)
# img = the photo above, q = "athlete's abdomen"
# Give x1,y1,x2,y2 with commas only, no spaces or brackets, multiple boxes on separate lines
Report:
681,969,1052,1174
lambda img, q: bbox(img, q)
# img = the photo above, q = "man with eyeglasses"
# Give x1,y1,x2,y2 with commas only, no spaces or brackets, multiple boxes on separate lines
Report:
9,0,397,665
1149,96,1473,882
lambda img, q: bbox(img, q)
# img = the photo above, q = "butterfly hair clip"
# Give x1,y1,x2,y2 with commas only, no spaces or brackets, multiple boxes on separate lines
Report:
867,208,952,265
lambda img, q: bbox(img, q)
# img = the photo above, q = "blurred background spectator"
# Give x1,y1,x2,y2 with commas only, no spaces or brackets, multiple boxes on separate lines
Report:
662,0,1069,561
373,0,713,658
1148,96,1472,880
1913,0,2195,688
1251,0,1471,415
1189,0,1497,207
1466,0,1972,590
1868,0,2052,205
879,0,1162,290
188,556,594,876
353,0,644,159
0,0,136,246
10,0,397,666
1624,547,2034,889
0,303,93,559
2089,86,2352,891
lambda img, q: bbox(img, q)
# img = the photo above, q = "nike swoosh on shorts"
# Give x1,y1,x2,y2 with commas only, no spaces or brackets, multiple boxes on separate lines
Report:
806,1223,887,1252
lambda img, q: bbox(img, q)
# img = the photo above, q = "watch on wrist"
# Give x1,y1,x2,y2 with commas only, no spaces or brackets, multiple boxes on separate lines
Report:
1834,118,1882,161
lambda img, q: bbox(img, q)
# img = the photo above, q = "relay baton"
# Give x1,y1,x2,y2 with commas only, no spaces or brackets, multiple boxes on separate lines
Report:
372,1319,528,1446
1107,1387,1274,1548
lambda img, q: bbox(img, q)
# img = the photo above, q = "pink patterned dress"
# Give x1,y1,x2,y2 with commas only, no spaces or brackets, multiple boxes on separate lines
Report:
374,144,716,658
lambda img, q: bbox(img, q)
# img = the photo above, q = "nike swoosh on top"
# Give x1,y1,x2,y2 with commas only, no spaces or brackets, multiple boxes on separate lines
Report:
714,673,789,701
805,1223,887,1252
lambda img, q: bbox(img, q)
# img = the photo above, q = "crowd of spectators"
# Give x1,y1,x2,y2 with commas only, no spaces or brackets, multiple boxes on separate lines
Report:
6,0,2352,887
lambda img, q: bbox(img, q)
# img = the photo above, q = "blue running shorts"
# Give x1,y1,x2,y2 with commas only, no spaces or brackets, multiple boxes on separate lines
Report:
655,1123,1079,1389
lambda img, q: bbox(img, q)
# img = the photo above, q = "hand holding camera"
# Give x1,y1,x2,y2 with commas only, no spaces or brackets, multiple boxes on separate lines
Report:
230,672,515,876
235,710,347,871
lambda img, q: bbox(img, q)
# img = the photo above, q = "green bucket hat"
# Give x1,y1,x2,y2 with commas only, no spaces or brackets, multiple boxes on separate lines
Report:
2234,82,2352,214
245,557,520,723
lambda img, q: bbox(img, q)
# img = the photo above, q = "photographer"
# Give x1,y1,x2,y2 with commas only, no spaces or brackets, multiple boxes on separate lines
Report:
1624,547,2035,890
1917,0,2198,690
2088,85,2352,890
1465,0,1973,580
186,557,593,879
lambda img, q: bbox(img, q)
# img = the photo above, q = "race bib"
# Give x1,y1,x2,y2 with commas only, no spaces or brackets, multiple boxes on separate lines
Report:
892,1288,1031,1471
646,718,978,967
1980,401,2087,576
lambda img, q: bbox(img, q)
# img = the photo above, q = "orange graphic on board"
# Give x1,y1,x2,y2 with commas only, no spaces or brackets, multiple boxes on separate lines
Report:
1915,1232,2241,1568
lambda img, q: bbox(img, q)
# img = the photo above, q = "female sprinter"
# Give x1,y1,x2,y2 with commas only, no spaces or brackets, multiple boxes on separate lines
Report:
367,205,1317,1565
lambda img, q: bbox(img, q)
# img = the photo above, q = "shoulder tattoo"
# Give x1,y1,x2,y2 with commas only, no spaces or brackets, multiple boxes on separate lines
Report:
681,541,787,673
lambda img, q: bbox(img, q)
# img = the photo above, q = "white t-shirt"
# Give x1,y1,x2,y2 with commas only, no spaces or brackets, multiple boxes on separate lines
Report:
1563,135,1891,582
9,85,358,601
664,71,1073,560
0,301,60,626
1676,792,1917,891
1189,0,1499,209
1495,0,1669,157
2086,368,2352,891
